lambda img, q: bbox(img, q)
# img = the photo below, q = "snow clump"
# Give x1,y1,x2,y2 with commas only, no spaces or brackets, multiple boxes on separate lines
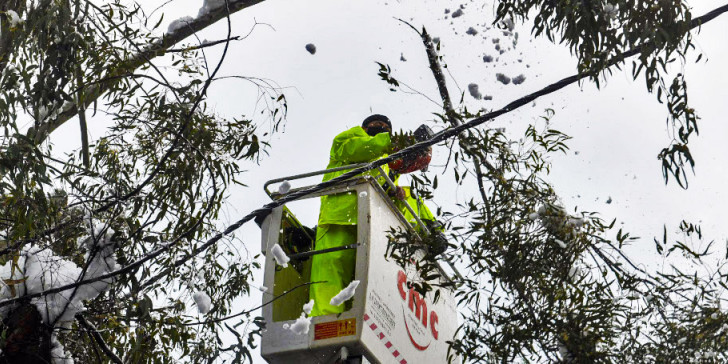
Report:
467,83,482,100
193,291,212,314
285,300,315,335
305,43,317,55
270,244,290,268
198,0,226,17
512,74,526,85
258,285,268,292
330,280,360,306
466,27,478,35
302,299,315,315
496,73,511,85
0,217,119,358
6,10,22,27
278,180,291,194
359,191,368,198
451,9,463,18
50,334,74,364
554,239,567,249
528,212,539,221
289,313,312,334
482,54,493,63
168,16,193,33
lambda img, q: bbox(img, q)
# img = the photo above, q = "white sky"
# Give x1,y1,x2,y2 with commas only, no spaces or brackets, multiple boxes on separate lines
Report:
45,0,728,362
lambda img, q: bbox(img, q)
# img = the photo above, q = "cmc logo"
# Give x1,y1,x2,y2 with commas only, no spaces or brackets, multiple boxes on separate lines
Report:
397,270,439,350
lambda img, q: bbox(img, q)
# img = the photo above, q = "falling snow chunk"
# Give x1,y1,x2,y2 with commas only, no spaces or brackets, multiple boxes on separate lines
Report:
270,244,290,268
555,239,567,249
482,55,493,63
168,16,193,33
606,196,613,204
528,212,539,221
282,323,290,330
303,299,315,315
259,285,268,292
444,8,450,14
433,37,440,44
496,73,511,85
278,180,291,194
305,43,317,55
359,191,368,198
466,27,478,36
468,83,482,100
330,280,360,306
492,38,500,44
400,53,407,62
677,337,687,345
512,74,526,85
193,291,212,314
451,9,463,18
502,17,515,31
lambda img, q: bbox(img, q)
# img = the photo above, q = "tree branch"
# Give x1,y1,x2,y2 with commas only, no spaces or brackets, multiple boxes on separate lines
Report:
75,314,123,364
25,0,267,145
4,3,727,308
179,281,324,326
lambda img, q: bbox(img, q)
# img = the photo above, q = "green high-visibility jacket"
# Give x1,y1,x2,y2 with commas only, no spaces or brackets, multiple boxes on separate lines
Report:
395,186,436,226
318,126,392,226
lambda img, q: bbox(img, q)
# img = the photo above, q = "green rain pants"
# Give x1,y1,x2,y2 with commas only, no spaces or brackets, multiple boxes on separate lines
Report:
309,224,357,317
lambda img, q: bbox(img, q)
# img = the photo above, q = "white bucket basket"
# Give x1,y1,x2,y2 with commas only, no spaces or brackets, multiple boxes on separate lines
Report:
259,178,459,364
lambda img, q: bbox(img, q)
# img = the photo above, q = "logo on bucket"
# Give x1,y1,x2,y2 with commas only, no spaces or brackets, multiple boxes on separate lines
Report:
397,270,439,350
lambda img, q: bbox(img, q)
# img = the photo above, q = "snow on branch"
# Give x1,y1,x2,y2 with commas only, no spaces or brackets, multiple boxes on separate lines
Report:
26,0,268,146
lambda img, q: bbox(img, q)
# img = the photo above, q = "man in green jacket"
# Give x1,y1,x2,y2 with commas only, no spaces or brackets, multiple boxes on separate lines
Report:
309,114,403,316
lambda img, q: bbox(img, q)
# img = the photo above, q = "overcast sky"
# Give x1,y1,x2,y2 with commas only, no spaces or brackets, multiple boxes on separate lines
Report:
46,0,728,362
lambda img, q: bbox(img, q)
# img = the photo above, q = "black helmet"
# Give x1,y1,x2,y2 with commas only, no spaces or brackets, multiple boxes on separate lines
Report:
361,114,392,129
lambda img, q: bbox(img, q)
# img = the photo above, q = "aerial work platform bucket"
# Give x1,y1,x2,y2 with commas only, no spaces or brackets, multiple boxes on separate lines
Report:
258,170,459,364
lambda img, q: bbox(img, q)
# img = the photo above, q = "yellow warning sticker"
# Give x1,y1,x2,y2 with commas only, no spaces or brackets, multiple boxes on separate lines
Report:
314,318,356,340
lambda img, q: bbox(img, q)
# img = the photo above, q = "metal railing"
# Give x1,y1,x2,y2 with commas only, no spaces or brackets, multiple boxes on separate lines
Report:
263,164,464,281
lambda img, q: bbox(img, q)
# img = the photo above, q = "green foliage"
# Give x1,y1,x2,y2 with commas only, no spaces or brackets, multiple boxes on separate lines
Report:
0,1,285,362
495,0,700,188
377,3,728,358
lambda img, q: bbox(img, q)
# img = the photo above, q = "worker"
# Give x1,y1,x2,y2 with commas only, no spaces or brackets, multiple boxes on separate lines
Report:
309,114,404,316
